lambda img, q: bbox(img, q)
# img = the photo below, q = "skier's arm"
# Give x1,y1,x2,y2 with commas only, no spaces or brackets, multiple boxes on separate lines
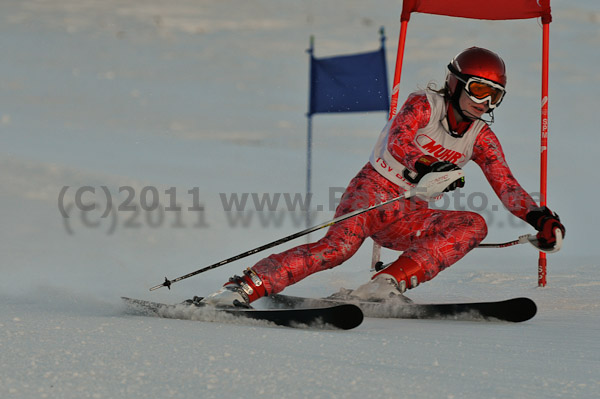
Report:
387,93,433,171
471,127,537,221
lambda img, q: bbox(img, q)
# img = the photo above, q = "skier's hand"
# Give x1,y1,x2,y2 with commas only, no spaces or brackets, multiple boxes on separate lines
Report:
414,155,465,192
526,206,566,249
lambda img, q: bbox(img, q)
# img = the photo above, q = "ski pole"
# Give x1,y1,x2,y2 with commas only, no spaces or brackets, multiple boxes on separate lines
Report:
479,229,562,253
149,170,464,291
150,191,410,291
367,235,529,272
370,233,555,272
477,234,532,248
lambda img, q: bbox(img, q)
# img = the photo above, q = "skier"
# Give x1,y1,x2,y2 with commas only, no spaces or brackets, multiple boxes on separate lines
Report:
201,47,566,307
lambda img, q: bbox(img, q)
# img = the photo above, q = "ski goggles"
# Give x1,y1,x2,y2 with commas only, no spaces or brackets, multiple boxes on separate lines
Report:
455,75,506,109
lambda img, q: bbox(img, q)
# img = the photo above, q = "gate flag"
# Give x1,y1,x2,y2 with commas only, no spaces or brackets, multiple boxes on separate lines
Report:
308,39,389,115
400,0,551,23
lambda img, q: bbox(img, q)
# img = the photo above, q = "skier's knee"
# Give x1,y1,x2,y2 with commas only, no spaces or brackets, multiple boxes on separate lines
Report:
468,211,488,242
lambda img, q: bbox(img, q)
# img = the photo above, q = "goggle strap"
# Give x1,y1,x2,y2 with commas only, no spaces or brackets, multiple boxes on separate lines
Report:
447,63,462,77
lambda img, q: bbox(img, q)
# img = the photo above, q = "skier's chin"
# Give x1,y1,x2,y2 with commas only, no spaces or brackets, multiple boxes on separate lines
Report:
463,109,484,121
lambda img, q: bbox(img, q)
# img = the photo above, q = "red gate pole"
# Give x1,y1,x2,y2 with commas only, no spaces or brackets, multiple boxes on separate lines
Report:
388,20,409,119
538,22,550,287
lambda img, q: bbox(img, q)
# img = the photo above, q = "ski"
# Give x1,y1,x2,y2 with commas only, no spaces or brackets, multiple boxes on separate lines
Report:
121,297,363,330
266,294,537,323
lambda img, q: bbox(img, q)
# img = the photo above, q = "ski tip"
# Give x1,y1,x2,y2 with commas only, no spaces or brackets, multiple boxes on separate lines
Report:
333,304,364,330
504,297,537,323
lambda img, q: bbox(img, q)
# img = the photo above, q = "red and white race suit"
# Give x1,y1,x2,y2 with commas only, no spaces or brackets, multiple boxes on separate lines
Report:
250,90,538,296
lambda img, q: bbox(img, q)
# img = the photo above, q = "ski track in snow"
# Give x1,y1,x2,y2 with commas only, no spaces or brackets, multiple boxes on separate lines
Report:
1,0,599,398
2,262,599,399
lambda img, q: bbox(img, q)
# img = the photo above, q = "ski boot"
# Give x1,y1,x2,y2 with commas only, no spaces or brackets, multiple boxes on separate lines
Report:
373,257,426,294
329,258,424,303
198,268,266,308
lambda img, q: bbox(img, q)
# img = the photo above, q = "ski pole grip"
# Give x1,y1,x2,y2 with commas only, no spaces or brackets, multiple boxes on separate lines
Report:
407,169,464,201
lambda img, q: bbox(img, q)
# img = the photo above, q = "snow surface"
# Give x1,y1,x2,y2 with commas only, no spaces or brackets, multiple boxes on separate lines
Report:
1,1,599,398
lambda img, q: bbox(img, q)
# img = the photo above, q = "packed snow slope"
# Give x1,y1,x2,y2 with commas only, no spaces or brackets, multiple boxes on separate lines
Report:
1,1,599,398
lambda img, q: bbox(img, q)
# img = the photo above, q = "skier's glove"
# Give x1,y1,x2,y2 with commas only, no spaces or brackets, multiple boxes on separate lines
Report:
526,206,566,249
414,155,465,192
